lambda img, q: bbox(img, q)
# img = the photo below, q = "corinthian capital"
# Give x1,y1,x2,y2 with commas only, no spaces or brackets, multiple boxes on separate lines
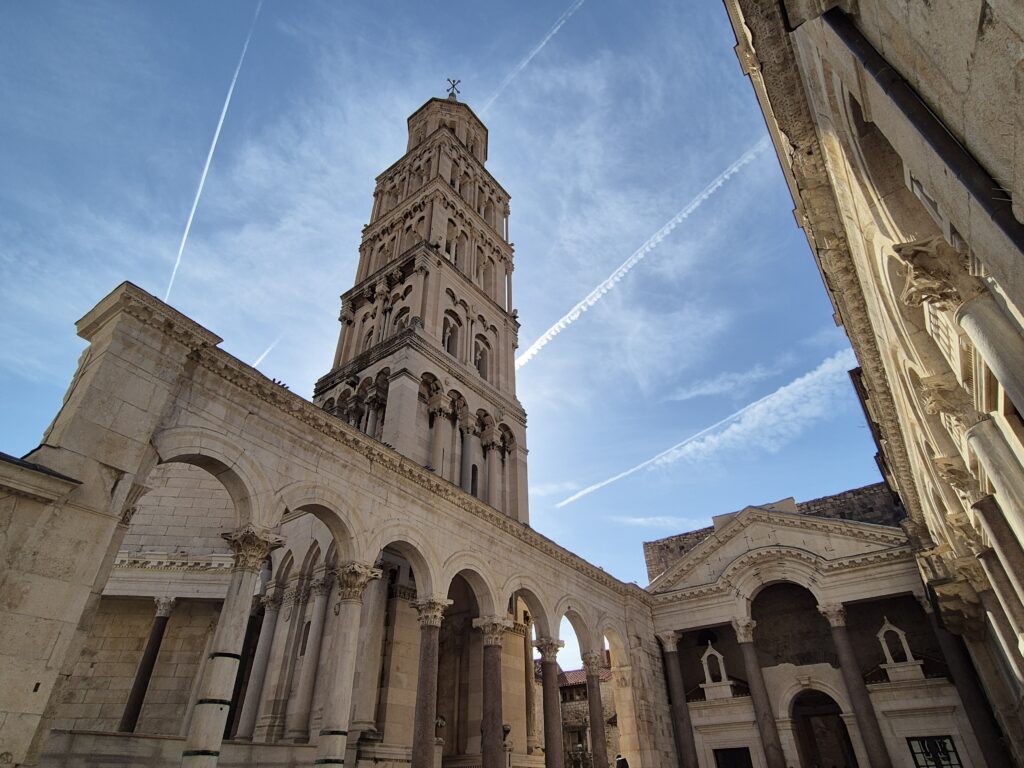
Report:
412,597,452,627
731,618,757,643
534,637,563,662
655,631,680,651
933,455,983,505
222,525,283,570
917,373,986,434
473,616,514,646
582,650,605,676
154,596,176,617
331,561,382,604
893,235,983,312
817,603,846,627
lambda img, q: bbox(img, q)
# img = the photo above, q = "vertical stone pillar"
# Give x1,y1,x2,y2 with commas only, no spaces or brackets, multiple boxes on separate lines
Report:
656,632,698,768
956,292,1024,416
350,563,391,733
972,495,1024,611
966,420,1024,545
486,439,502,510
475,617,513,768
315,562,381,767
365,397,380,439
182,525,281,768
235,590,282,740
977,549,1024,653
460,426,475,493
380,370,421,458
119,596,176,732
732,619,785,768
817,604,892,768
582,651,610,768
524,620,539,754
535,638,565,768
411,598,451,768
428,401,448,475
286,576,332,741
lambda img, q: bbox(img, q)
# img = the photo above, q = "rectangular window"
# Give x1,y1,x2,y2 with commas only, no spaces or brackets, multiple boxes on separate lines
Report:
713,747,753,768
907,736,962,767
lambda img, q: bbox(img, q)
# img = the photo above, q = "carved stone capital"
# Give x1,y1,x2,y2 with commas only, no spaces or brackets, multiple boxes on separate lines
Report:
933,578,985,639
893,235,984,312
331,561,382,605
473,616,514,646
412,598,452,627
534,637,563,662
655,631,680,651
582,651,605,676
261,590,283,611
946,511,983,555
731,618,757,643
222,525,283,570
817,603,846,628
933,455,984,505
154,596,176,618
917,373,987,434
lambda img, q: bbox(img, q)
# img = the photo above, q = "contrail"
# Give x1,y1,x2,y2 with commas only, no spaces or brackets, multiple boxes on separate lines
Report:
515,136,770,369
555,348,855,507
253,333,283,368
165,2,262,302
481,0,587,113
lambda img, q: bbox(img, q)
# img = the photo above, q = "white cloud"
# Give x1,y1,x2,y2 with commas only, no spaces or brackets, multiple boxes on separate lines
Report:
607,515,705,529
557,347,858,507
666,362,780,402
530,481,581,498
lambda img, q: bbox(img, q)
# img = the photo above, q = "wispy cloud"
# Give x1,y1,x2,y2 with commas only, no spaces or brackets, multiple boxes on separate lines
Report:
531,481,581,498
556,347,857,507
607,515,704,528
515,136,770,370
253,333,283,368
481,0,587,113
165,2,262,302
666,362,780,402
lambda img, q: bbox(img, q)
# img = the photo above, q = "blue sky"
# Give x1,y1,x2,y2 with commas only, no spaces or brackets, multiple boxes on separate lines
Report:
0,1,882,666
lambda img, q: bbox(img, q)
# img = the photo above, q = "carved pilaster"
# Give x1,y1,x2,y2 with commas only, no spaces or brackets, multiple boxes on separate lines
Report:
412,597,451,627
331,561,382,607
154,596,176,618
221,525,283,570
473,616,514,646
731,618,757,643
534,637,563,662
817,603,847,628
893,235,984,312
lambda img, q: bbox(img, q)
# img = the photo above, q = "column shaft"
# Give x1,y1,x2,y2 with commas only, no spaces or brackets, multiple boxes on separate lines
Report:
286,580,331,740
429,409,446,474
973,496,1024,612
412,626,441,768
966,420,1024,545
486,444,502,510
235,595,281,740
583,653,610,768
957,294,1024,416
524,626,539,753
737,641,785,768
540,658,565,768
660,646,698,768
119,597,175,732
460,428,474,492
829,623,892,768
482,643,504,768
350,574,390,731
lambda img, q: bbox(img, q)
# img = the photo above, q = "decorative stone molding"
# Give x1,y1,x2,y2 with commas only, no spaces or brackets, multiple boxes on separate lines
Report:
222,525,283,570
153,596,176,617
581,651,604,676
113,553,234,572
331,561,382,605
817,603,847,627
534,637,563,662
892,236,984,312
412,597,452,627
472,616,514,646
731,618,756,643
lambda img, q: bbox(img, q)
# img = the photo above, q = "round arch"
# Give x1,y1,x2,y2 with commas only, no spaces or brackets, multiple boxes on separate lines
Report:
552,595,596,652
366,524,440,598
440,552,500,616
723,547,828,611
275,482,367,562
500,573,554,638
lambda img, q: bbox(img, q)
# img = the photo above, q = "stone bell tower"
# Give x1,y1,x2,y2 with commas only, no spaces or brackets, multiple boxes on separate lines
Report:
313,90,529,523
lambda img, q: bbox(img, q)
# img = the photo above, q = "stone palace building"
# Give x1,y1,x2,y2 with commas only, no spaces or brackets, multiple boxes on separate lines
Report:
2,2,1024,767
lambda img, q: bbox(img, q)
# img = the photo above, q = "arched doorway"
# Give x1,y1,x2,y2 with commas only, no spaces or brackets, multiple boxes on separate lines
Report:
792,690,859,768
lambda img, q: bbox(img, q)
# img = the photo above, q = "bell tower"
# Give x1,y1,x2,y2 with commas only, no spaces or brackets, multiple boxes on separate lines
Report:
313,91,529,523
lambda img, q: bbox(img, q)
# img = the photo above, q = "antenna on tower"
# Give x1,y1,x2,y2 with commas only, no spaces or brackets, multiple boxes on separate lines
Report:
446,78,461,99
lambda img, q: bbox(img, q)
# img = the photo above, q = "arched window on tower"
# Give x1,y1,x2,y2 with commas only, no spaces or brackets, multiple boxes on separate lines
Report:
442,314,461,358
474,336,490,381
444,219,457,260
392,307,410,335
455,232,469,273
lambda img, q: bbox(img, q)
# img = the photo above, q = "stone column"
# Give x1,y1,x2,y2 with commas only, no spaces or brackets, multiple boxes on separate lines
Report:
732,619,785,768
460,426,475,493
475,617,513,768
411,598,451,768
972,495,1024,610
350,564,391,733
314,562,381,767
977,549,1024,648
956,292,1024,416
119,596,176,732
286,576,332,741
365,396,380,439
524,620,539,754
535,638,565,768
656,632,698,768
485,439,502,510
182,525,281,768
235,590,282,740
428,401,448,475
582,651,610,768
966,419,1024,545
817,604,892,768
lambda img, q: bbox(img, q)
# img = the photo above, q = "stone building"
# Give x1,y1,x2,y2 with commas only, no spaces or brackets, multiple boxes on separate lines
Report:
2,10,1024,763
718,0,1024,765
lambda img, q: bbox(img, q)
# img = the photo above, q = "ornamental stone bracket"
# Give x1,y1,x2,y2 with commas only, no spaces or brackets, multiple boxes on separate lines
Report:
221,525,284,570
892,235,985,312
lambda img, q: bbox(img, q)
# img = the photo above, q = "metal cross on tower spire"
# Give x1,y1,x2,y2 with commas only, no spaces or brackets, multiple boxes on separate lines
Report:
446,78,461,97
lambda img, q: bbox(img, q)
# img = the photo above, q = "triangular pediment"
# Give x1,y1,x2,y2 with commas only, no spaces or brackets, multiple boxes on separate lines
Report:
647,507,908,594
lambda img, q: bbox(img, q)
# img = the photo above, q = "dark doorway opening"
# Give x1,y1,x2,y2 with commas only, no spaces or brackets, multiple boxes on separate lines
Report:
792,690,860,768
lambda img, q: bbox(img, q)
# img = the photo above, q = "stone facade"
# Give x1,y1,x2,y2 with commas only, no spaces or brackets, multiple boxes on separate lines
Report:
720,0,1024,764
